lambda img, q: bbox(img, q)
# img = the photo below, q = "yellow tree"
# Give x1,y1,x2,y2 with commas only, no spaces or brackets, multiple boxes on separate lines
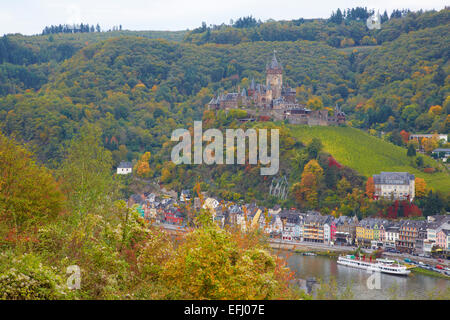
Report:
428,105,443,116
134,152,153,178
422,137,438,154
162,223,296,299
294,160,323,208
415,177,427,198
306,96,324,110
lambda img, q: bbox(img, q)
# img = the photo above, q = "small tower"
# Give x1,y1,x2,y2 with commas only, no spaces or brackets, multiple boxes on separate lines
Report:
266,50,283,101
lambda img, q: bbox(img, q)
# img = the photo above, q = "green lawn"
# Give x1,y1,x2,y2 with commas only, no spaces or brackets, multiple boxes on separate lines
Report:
287,125,450,192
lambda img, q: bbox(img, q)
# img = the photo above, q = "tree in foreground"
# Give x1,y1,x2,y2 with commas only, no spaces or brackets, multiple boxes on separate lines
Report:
0,133,64,237
58,123,116,216
161,203,297,300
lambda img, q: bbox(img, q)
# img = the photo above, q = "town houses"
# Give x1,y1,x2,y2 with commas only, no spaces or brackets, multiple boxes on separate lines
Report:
127,189,450,258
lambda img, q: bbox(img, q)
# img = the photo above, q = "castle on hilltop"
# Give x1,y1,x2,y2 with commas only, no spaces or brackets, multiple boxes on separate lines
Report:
208,50,346,126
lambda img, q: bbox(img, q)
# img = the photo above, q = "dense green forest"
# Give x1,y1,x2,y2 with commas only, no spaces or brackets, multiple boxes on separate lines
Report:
0,8,448,214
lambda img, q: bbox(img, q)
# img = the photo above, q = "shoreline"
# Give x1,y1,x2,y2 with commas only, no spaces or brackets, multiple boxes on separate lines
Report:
410,267,450,280
269,241,450,280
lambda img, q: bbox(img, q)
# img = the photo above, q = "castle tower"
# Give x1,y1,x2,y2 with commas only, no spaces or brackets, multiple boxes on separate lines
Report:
266,50,283,101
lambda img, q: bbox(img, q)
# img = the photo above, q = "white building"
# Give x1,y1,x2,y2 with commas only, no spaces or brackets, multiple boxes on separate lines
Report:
323,223,331,244
180,189,192,202
373,172,415,201
202,197,220,218
117,161,132,174
432,148,450,162
384,226,400,248
409,134,448,143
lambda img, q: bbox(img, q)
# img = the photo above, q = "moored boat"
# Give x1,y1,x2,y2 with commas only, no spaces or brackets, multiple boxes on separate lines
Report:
337,255,410,276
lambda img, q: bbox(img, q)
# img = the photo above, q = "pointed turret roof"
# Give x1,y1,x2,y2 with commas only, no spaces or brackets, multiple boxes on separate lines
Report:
266,50,282,70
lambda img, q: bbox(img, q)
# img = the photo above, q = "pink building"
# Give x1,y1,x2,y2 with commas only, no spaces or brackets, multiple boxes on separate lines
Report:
436,229,449,251
379,225,386,243
330,221,337,241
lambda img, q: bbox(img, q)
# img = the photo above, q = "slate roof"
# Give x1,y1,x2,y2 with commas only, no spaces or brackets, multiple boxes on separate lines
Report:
373,172,414,185
266,51,282,70
118,161,132,169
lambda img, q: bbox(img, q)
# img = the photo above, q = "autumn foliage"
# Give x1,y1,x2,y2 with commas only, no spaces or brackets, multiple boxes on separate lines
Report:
415,177,427,198
134,152,153,178
293,160,323,208
365,177,375,199
0,133,64,237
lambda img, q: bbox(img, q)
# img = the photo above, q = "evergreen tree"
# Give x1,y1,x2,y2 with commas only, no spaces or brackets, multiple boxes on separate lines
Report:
329,9,344,24
381,10,389,23
407,143,416,157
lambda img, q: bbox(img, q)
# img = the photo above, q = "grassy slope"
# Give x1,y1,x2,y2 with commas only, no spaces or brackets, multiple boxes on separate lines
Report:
287,125,450,192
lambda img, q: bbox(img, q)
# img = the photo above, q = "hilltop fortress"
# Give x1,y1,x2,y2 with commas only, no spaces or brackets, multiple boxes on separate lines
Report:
208,51,346,126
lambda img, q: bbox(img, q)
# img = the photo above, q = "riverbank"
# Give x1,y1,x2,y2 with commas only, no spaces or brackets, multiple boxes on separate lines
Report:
269,240,360,253
292,248,346,258
410,267,450,280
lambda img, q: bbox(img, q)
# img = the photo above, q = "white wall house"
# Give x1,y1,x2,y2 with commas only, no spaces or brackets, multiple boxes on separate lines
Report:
294,224,303,241
117,161,132,174
409,134,448,143
373,172,415,201
323,223,331,244
384,227,399,248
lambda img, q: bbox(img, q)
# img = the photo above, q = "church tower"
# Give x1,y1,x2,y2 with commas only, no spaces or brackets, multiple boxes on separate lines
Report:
266,50,283,101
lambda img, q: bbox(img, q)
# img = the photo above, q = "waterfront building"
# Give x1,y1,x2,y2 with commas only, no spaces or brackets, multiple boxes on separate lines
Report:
384,224,400,249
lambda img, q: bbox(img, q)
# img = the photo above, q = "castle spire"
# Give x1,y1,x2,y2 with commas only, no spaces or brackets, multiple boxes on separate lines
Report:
267,49,282,70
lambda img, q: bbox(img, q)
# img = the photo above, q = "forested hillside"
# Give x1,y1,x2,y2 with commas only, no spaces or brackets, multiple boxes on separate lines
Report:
184,8,449,47
0,30,187,95
0,37,350,163
0,8,448,213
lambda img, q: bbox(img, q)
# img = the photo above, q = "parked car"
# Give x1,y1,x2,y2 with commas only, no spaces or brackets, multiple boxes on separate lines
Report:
435,265,444,270
437,259,444,263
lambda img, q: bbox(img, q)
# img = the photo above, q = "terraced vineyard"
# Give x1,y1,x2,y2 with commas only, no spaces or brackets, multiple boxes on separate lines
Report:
288,125,450,192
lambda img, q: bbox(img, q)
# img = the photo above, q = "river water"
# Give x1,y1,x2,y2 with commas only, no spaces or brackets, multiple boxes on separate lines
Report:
285,253,449,299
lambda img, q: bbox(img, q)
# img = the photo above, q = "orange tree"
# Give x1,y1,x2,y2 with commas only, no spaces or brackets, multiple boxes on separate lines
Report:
415,177,427,198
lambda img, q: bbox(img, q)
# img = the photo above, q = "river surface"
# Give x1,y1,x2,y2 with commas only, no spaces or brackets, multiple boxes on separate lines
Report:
286,254,449,299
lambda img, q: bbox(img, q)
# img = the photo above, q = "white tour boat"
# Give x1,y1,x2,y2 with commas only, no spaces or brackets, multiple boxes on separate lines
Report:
337,255,411,276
